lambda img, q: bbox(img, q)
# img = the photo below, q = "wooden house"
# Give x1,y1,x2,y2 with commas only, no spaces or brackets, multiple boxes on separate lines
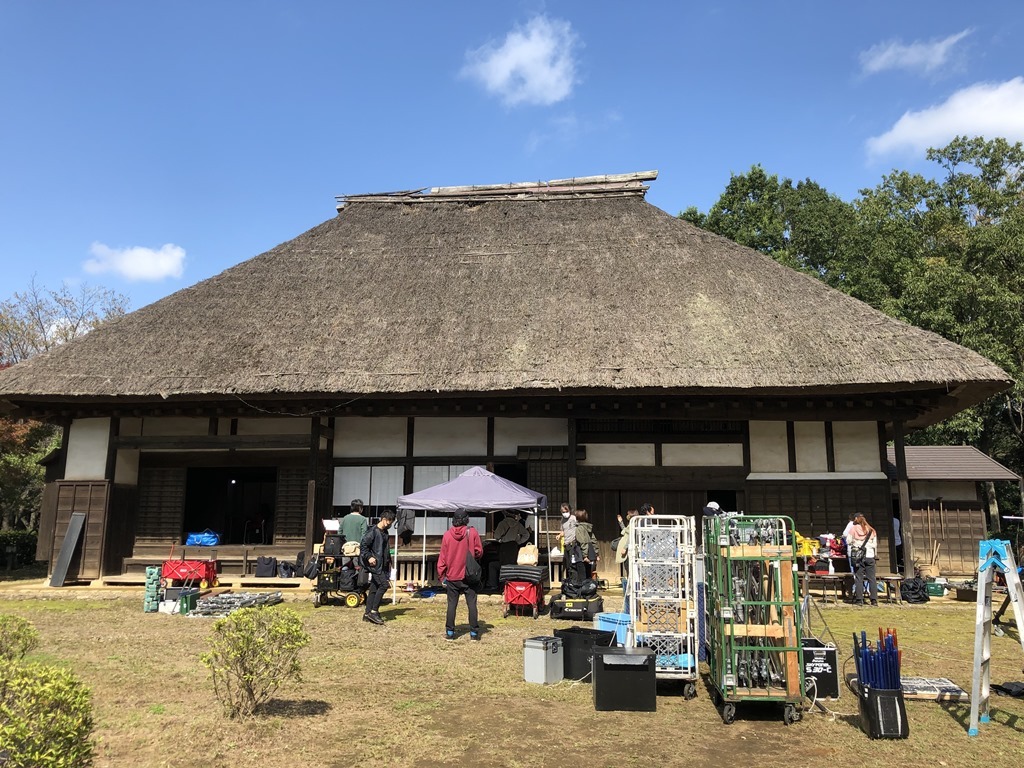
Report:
0,172,1011,583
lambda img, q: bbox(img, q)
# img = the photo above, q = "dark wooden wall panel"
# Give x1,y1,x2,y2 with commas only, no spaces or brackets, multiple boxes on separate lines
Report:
51,481,109,580
135,468,186,544
747,479,892,570
275,467,307,544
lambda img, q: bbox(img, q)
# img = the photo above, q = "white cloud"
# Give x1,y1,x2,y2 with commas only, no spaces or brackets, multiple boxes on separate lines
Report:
866,78,1024,158
84,242,186,281
860,29,971,76
462,15,579,107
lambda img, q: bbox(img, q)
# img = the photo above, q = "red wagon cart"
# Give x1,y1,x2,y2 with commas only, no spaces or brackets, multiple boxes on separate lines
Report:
499,564,546,618
161,558,219,589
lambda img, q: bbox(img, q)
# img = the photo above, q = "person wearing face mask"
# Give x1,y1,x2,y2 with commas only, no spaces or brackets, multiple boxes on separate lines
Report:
559,502,578,583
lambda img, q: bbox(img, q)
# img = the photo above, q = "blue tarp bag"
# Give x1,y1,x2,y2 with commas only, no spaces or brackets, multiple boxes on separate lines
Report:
185,529,221,546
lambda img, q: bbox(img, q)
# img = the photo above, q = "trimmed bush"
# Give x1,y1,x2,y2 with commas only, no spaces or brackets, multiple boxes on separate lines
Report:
201,606,310,718
0,530,37,568
0,615,39,662
0,659,94,768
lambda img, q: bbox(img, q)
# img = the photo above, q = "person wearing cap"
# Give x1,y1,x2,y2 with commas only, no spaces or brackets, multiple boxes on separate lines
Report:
341,499,369,547
437,509,484,641
359,508,396,625
702,501,721,516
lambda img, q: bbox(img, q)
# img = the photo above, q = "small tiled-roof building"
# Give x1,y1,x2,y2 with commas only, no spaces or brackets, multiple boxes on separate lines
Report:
885,446,1021,573
0,172,1012,582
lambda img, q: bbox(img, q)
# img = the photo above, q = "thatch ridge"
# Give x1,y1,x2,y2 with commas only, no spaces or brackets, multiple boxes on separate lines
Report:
0,191,1010,410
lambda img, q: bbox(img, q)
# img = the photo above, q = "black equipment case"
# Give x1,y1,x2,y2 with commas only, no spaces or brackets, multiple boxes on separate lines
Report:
550,596,604,620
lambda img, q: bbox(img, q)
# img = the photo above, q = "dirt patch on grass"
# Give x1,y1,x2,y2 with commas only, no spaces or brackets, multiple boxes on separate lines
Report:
0,587,1022,767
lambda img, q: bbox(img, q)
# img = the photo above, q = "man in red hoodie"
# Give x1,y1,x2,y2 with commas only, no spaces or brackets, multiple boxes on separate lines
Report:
436,508,484,641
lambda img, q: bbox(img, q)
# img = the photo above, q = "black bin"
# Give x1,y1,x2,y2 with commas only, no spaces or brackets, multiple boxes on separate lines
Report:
554,626,615,681
592,647,656,711
859,686,909,739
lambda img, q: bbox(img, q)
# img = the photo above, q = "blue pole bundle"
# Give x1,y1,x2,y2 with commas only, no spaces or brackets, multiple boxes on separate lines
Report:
853,627,901,690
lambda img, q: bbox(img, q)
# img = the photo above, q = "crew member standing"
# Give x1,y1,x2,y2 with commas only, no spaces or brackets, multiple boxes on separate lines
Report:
437,509,484,641
360,509,396,625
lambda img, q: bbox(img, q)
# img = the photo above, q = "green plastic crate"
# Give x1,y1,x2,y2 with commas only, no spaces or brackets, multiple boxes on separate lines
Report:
925,582,945,597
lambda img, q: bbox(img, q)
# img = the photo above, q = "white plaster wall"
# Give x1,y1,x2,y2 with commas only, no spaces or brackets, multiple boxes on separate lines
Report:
662,443,743,467
236,417,310,435
334,466,371,505
114,449,140,485
832,422,880,472
749,421,789,472
141,417,207,436
493,417,568,455
795,422,828,472
912,480,978,501
578,444,656,466
413,417,487,457
334,417,407,458
65,418,110,480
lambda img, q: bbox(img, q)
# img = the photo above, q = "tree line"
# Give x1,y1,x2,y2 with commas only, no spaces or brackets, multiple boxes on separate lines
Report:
680,136,1024,511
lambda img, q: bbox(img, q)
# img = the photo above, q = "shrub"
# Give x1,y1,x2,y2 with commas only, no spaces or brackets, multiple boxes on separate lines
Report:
0,659,94,768
201,606,310,718
0,615,39,662
0,531,37,568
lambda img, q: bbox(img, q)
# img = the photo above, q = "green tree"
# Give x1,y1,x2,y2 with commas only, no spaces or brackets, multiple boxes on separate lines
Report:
681,137,1024,491
0,280,129,531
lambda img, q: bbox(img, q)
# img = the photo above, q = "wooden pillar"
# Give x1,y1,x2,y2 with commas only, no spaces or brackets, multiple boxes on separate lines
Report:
304,418,322,556
892,419,915,568
568,417,578,509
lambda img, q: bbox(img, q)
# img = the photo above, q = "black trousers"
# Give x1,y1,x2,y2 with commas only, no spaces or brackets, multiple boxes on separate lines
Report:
853,558,877,602
365,571,390,614
445,579,479,633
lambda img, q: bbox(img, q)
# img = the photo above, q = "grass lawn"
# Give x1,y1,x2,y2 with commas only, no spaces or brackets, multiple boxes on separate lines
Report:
1,581,1022,768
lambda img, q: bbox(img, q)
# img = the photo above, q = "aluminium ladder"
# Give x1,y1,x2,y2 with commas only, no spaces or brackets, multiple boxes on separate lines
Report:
968,539,1024,736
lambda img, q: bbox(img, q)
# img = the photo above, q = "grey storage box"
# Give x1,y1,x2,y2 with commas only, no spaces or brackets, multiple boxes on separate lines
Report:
524,636,564,685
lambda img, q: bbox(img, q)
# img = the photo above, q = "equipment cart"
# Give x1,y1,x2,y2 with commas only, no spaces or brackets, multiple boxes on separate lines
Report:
703,514,805,725
161,558,219,589
311,560,367,608
626,514,700,699
499,564,547,618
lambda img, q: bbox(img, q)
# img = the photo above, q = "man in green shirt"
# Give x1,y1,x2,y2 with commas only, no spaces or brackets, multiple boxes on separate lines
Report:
341,499,369,545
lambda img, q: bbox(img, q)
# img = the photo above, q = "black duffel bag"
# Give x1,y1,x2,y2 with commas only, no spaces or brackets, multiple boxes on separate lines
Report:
901,577,930,604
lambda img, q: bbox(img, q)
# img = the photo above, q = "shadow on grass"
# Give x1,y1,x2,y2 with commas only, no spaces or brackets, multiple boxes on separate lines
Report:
0,563,49,584
940,700,1024,735
258,698,332,717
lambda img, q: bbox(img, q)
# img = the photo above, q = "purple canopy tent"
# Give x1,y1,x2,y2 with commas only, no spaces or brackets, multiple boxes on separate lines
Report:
395,466,548,592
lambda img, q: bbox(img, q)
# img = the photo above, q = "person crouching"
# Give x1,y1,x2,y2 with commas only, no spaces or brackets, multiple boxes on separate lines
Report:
437,509,484,641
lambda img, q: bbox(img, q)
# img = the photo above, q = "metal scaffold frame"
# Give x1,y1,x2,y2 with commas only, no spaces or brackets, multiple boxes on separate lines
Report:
703,514,805,725
626,514,699,699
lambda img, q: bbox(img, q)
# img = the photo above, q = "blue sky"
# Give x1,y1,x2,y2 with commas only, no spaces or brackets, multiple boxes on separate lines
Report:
2,2,1023,311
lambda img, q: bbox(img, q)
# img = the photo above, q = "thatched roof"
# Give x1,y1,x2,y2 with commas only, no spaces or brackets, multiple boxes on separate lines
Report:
0,172,1011,422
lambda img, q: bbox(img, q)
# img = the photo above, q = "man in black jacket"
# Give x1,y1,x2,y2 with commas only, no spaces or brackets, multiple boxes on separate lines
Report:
360,509,396,625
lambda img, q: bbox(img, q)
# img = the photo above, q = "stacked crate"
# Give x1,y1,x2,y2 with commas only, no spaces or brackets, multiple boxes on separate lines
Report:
627,515,699,699
143,565,161,613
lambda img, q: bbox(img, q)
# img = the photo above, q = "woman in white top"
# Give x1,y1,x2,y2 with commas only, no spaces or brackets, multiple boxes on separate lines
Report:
849,514,878,605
